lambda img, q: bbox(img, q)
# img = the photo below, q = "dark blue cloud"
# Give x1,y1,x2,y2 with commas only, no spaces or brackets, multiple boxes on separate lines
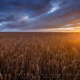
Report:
0,0,80,31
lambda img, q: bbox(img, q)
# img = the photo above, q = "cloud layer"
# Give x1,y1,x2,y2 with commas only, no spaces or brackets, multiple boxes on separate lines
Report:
0,0,80,32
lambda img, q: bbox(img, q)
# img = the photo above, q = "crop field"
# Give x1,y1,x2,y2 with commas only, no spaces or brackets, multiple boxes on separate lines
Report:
0,32,80,80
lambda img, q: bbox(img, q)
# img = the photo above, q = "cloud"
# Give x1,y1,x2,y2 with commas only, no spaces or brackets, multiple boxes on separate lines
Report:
0,0,80,31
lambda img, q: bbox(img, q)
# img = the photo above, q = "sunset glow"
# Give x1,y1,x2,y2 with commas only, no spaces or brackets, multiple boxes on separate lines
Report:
41,27,80,32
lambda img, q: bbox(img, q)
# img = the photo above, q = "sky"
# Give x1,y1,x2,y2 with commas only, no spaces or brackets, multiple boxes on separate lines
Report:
0,0,80,32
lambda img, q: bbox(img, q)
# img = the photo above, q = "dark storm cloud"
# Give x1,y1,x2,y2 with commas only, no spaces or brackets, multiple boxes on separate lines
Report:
0,0,80,31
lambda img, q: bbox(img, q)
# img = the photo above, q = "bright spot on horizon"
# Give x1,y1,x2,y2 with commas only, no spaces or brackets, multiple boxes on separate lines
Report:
57,27,75,30
41,27,80,32
41,27,75,31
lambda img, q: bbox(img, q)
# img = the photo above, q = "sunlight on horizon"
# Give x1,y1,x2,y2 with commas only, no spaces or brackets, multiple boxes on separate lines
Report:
41,27,80,32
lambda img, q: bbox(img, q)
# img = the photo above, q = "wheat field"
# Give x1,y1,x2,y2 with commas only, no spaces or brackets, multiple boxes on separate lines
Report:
0,32,80,80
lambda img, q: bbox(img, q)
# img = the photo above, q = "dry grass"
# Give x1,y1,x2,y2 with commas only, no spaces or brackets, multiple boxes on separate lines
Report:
0,32,80,80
